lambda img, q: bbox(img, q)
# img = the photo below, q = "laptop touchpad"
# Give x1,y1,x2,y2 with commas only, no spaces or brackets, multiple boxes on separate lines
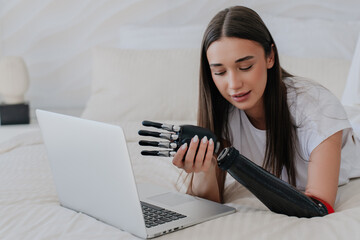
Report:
148,192,195,207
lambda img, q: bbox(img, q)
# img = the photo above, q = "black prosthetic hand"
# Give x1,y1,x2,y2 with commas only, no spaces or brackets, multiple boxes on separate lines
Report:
138,120,220,157
217,147,331,218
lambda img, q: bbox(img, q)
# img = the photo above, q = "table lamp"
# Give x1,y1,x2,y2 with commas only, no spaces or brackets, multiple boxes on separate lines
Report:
0,56,30,125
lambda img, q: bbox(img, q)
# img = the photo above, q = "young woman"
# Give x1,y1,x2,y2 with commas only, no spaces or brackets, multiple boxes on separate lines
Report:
172,6,360,211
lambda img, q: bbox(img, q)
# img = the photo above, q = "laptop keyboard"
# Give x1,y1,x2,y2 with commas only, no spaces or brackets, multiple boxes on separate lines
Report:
141,201,187,228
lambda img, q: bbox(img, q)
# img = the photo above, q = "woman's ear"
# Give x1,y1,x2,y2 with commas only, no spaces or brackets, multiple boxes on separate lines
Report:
266,44,275,69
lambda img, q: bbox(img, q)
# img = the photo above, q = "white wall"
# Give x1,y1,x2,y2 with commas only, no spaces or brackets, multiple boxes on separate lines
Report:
0,0,359,114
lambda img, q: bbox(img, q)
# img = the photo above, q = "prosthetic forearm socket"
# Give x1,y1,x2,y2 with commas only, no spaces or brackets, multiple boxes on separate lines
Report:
217,147,330,218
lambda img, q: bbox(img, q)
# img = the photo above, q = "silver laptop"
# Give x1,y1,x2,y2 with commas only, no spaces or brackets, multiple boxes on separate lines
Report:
36,110,235,239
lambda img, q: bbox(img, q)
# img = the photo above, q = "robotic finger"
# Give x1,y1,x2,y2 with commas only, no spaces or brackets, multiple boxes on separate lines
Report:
138,120,220,157
139,140,178,149
141,150,177,157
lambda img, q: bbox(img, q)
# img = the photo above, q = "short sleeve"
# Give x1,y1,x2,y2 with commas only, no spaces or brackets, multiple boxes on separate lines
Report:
287,78,352,160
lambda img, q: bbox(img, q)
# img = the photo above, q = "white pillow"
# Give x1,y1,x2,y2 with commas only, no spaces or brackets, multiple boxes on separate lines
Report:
82,47,200,122
82,47,351,123
280,55,351,99
342,32,360,106
344,105,360,139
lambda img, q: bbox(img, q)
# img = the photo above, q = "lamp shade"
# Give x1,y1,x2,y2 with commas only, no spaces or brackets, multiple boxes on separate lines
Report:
0,56,30,104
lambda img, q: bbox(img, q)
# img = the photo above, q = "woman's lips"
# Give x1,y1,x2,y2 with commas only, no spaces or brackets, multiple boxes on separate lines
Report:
231,91,251,102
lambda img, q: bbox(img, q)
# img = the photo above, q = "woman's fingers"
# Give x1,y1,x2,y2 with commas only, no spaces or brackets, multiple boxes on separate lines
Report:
202,138,215,172
183,135,199,173
172,135,215,174
172,142,187,168
194,136,209,172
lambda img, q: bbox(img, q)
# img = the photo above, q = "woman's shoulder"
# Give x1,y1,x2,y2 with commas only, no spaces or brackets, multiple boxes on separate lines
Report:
284,76,328,94
284,76,341,106
284,76,348,125
283,76,353,162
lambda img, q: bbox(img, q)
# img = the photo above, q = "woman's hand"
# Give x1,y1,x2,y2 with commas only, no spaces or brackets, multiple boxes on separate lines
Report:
172,135,215,173
172,135,221,202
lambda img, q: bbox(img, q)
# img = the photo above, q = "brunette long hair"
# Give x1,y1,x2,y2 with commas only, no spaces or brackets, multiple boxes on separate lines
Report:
198,6,297,193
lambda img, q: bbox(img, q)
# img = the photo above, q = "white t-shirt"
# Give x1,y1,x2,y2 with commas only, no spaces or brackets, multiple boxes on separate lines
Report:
227,77,360,190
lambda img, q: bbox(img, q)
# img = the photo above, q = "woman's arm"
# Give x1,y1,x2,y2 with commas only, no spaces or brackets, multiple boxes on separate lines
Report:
305,130,343,207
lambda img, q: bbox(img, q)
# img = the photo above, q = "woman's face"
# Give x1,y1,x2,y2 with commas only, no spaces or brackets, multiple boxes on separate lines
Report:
206,37,274,118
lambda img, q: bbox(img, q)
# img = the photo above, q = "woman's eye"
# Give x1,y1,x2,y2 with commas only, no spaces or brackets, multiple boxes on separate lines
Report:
214,71,226,76
239,65,253,71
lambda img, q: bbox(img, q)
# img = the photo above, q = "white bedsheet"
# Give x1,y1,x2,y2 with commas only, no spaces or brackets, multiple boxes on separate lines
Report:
1,124,360,240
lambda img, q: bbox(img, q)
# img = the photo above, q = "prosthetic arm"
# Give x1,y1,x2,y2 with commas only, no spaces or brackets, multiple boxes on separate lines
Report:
139,121,333,217
217,147,334,217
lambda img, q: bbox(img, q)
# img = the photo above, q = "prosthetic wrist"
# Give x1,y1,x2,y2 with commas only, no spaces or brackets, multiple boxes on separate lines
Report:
217,147,333,218
138,120,220,157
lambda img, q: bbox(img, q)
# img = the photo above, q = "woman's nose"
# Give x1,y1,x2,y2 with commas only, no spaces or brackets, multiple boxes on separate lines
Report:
228,71,243,90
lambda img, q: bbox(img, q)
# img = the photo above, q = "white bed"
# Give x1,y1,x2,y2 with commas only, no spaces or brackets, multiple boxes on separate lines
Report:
1,1,360,239
1,120,360,240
